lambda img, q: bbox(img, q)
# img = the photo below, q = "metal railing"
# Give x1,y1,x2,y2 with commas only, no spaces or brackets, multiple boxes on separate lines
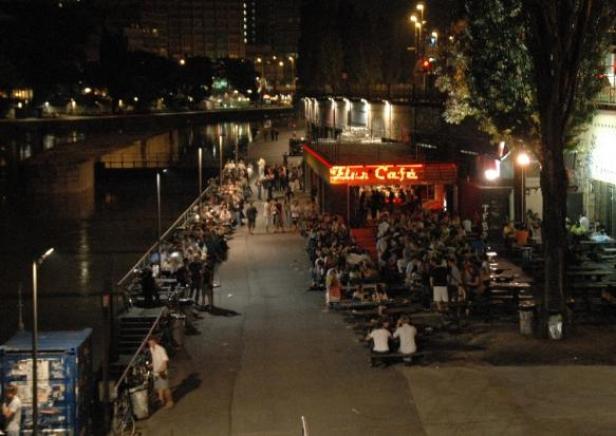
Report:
116,186,213,292
109,186,215,433
113,310,164,393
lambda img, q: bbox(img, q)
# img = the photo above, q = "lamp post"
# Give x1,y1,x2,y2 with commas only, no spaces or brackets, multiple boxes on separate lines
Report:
288,56,296,89
219,134,224,187
156,172,162,246
198,147,203,202
517,152,530,225
329,98,336,139
32,247,55,435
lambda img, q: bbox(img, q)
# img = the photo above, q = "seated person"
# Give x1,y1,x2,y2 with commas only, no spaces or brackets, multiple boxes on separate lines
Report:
503,221,516,249
352,285,369,302
366,321,392,353
393,316,418,356
372,284,389,303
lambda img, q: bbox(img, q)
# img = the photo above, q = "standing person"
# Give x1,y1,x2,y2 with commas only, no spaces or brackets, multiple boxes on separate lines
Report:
188,255,204,306
256,177,263,200
148,337,174,409
430,257,449,313
264,200,274,233
2,385,21,436
274,199,284,232
202,260,215,309
290,201,300,232
447,257,465,303
141,267,160,307
246,202,258,234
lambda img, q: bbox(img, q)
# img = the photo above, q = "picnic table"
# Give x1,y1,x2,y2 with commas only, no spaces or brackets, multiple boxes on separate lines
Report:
566,269,614,282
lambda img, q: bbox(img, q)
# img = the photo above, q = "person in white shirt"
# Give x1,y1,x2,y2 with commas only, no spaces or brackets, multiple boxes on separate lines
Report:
366,322,391,353
2,385,21,436
579,213,590,232
148,337,174,409
393,316,417,355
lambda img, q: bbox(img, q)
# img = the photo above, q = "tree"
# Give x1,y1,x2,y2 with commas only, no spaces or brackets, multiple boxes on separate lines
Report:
438,0,616,336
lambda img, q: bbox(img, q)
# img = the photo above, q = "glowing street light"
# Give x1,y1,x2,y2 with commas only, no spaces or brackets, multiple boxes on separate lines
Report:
179,58,186,66
410,14,417,23
517,151,531,223
517,151,531,167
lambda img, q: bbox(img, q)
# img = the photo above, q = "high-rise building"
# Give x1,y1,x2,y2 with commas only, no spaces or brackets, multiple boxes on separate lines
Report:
244,0,300,57
125,0,246,59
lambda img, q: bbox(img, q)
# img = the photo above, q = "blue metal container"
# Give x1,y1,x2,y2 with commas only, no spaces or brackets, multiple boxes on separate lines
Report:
0,329,93,435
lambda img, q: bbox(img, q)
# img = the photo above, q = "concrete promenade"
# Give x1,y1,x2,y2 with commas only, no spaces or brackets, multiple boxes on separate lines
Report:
136,126,616,436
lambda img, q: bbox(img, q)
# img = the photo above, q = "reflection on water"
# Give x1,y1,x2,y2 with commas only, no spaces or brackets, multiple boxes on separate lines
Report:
0,120,258,362
91,122,253,171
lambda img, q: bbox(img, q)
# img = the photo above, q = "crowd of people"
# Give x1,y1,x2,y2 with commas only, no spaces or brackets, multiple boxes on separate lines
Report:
302,201,496,361
137,160,252,311
373,209,491,314
302,208,420,360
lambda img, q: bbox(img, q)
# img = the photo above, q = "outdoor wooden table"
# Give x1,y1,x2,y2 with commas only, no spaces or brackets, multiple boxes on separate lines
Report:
566,269,614,282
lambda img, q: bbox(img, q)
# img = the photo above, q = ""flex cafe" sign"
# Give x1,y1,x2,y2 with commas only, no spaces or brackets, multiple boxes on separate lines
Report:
329,164,422,185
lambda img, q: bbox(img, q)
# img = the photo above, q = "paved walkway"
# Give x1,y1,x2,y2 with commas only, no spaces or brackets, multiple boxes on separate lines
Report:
137,224,424,435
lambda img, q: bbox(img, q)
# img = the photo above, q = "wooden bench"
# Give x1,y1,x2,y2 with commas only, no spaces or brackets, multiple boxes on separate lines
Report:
370,351,425,367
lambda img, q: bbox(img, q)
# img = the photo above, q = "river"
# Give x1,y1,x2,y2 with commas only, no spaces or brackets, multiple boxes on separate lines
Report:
0,117,275,358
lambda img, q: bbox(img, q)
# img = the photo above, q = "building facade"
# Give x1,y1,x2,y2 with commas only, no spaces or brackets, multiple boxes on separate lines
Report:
125,0,246,59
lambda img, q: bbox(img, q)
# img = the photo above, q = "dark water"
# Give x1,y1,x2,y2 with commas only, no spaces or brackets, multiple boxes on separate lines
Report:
0,120,258,362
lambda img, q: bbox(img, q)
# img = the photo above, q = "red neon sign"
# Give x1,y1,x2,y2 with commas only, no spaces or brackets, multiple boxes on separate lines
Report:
330,164,423,185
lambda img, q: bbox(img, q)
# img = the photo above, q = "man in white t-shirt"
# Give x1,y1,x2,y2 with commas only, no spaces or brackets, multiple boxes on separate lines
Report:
2,385,21,436
367,323,391,353
393,317,417,355
148,337,174,409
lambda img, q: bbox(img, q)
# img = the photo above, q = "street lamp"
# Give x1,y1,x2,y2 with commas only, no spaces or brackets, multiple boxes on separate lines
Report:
156,169,168,260
329,97,336,137
383,100,393,139
219,134,224,187
198,147,203,202
32,247,55,435
416,3,424,23
288,56,296,88
517,151,531,224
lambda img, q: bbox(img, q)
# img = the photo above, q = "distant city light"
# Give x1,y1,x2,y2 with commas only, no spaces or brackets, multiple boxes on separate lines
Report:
179,58,186,66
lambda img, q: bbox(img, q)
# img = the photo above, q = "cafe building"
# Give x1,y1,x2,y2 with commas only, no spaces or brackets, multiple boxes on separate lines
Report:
303,139,458,226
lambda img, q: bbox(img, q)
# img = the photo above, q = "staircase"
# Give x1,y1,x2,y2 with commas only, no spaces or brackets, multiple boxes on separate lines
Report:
116,313,159,356
351,227,378,261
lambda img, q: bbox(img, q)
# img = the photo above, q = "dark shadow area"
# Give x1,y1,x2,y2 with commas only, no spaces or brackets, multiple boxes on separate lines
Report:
205,306,241,317
172,372,202,404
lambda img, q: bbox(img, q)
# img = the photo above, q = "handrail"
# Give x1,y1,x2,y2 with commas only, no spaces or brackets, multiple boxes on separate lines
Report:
113,309,164,393
116,187,211,288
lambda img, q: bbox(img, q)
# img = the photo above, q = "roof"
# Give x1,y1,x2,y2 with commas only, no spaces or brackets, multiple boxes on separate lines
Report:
310,140,427,165
1,329,92,352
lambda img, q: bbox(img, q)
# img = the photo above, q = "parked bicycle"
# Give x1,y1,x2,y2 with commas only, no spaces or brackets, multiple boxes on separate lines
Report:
111,387,135,436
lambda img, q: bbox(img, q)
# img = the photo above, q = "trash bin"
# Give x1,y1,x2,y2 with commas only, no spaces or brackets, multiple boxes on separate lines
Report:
518,302,536,336
129,383,149,419
170,313,186,347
